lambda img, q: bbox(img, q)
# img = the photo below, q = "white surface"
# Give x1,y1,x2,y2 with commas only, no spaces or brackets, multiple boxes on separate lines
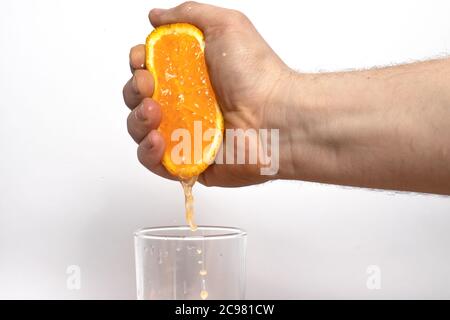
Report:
0,0,450,299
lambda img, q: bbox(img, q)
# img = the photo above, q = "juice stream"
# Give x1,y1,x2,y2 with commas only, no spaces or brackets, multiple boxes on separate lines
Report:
181,176,208,299
181,176,198,232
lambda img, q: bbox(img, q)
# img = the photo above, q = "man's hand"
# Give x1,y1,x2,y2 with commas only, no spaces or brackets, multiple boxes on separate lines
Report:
123,1,294,187
123,2,450,195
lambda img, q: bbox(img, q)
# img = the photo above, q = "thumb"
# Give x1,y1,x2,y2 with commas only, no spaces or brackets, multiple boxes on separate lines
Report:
149,1,229,31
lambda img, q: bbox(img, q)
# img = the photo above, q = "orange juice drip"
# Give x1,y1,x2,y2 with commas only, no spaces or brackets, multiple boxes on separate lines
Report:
200,290,208,300
181,176,198,231
181,176,209,300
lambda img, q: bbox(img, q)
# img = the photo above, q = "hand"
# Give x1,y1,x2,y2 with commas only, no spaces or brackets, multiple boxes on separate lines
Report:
123,1,295,187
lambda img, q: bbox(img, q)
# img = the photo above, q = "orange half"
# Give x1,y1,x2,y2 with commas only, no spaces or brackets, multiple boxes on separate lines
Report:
146,23,224,179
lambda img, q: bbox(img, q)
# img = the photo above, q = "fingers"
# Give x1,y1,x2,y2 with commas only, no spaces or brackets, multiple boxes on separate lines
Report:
127,98,161,143
126,45,173,181
123,69,154,109
129,98,174,181
123,44,152,109
149,1,230,31
129,44,146,73
137,131,177,181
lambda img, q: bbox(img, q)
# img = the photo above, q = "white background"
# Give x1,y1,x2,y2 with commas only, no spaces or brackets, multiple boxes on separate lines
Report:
1,0,450,299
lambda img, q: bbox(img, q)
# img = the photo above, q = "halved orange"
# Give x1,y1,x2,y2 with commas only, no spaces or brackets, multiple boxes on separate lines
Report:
145,23,224,179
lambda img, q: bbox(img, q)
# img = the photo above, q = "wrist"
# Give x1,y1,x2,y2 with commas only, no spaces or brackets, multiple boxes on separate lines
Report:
261,68,318,181
269,69,346,183
275,68,388,185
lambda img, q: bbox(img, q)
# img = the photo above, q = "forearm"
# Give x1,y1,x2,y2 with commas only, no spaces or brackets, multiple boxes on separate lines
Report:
281,59,450,195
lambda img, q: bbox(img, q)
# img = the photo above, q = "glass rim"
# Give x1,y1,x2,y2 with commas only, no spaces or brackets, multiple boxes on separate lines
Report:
134,225,247,241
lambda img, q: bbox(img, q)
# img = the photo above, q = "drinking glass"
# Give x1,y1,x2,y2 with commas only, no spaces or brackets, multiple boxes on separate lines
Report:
134,226,247,300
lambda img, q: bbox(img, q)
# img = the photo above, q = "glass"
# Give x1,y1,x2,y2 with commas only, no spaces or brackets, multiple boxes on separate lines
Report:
134,226,247,300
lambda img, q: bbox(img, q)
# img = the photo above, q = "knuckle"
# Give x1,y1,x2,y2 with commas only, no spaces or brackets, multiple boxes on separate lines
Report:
178,1,198,14
227,10,249,25
180,1,198,10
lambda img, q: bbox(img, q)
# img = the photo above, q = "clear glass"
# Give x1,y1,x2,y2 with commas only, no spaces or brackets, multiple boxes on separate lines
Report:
134,226,247,300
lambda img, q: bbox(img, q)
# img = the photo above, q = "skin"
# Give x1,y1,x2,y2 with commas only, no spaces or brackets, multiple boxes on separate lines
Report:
123,1,450,195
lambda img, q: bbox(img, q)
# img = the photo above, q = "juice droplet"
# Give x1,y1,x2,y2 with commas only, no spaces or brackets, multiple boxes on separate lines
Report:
181,176,198,231
158,250,163,264
196,249,202,254
199,269,207,276
200,290,208,300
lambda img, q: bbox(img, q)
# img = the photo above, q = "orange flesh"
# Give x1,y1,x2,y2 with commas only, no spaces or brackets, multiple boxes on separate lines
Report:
152,33,219,176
